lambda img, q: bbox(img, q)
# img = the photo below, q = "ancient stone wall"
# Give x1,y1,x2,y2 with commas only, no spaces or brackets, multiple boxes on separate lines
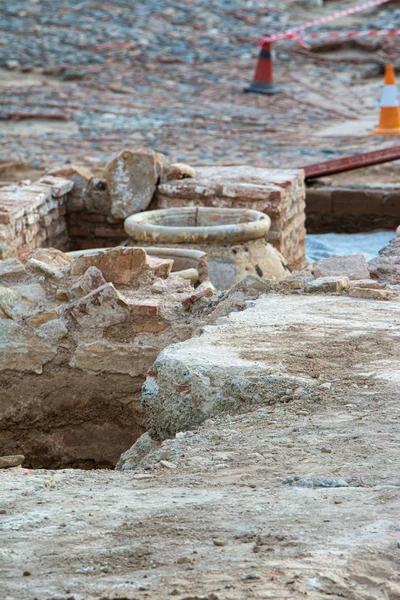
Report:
153,166,306,271
0,176,72,259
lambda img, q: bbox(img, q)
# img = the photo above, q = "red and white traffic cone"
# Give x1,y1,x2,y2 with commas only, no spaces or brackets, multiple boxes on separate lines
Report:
244,41,282,95
371,64,400,136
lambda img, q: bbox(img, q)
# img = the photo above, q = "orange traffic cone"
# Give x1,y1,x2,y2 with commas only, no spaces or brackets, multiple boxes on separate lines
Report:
371,65,400,136
244,41,282,95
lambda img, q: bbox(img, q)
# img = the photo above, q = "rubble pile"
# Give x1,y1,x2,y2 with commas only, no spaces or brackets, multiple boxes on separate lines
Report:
368,235,400,285
0,246,217,468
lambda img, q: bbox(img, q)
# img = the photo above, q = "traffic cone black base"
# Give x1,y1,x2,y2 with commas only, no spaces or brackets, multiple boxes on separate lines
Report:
244,82,283,94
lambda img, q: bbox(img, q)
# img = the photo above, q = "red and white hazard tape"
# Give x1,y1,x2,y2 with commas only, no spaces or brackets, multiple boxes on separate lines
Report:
260,0,393,45
291,28,400,49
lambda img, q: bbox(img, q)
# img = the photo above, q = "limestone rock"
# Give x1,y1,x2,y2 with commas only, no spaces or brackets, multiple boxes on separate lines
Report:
25,248,72,279
85,177,111,213
368,238,400,285
26,248,73,268
281,278,305,290
0,258,27,283
0,320,59,373
349,279,382,289
0,284,46,320
71,341,159,377
0,454,24,468
70,266,106,298
305,276,350,294
105,149,163,219
312,255,369,281
26,258,66,279
115,432,159,471
143,293,400,439
147,255,173,280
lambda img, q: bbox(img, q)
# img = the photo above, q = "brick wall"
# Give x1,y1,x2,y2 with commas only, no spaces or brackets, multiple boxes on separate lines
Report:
0,176,72,259
153,166,306,271
67,212,126,250
306,185,400,233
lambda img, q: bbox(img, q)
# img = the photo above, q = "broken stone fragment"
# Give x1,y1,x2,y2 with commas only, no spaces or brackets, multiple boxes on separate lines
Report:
0,284,46,320
86,177,111,213
151,278,167,294
182,287,214,311
0,258,27,283
71,341,160,378
25,248,73,268
305,276,350,294
25,309,60,328
281,278,305,291
24,248,73,268
105,148,164,219
47,164,94,212
348,288,389,300
65,282,130,328
70,247,148,284
26,258,67,280
70,266,106,298
115,432,159,471
147,255,173,280
348,279,382,289
228,274,278,295
0,455,24,468
165,162,196,181
38,175,74,198
70,247,172,286
25,248,72,279
0,320,59,373
56,289,71,302
312,255,370,281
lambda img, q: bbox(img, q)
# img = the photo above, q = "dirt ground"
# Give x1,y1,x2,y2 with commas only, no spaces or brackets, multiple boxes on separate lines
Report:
1,1,400,183
1,380,399,600
1,294,400,600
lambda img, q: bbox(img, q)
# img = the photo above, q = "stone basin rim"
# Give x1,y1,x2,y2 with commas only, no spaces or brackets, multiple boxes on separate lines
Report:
124,207,271,244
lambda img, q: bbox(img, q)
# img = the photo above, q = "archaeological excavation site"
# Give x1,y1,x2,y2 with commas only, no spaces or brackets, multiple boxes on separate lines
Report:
1,1,400,599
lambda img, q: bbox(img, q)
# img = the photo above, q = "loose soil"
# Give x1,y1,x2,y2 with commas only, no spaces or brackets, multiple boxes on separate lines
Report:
1,295,399,600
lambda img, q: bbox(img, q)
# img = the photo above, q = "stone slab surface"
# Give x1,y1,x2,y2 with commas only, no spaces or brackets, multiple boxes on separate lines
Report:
145,294,400,439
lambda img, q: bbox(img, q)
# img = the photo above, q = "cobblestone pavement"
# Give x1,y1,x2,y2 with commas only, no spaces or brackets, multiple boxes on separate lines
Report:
1,1,400,172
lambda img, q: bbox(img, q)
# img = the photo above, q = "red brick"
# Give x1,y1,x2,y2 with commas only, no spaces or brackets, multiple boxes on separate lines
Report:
129,300,161,318
182,288,214,310
0,212,11,224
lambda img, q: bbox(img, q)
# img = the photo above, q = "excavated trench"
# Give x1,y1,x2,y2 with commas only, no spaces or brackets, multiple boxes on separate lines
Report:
0,164,397,470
